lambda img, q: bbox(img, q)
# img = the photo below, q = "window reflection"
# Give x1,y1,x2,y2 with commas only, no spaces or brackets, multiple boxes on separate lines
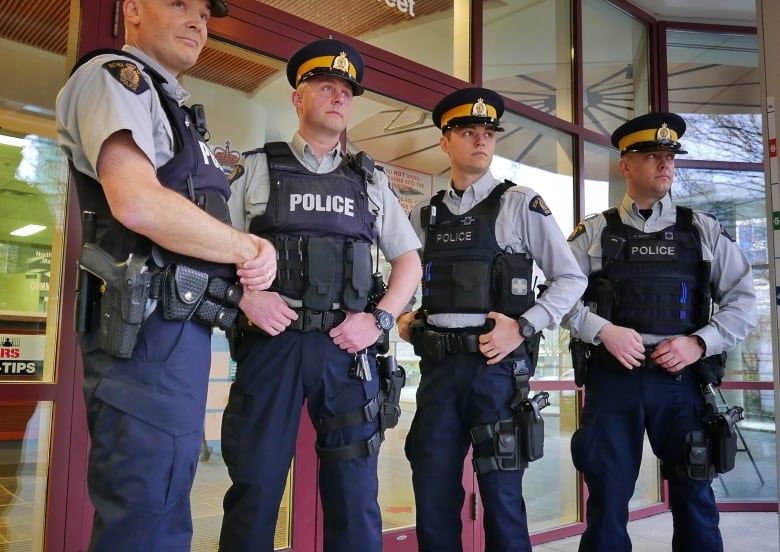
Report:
582,0,650,134
483,0,573,121
0,402,52,549
667,30,760,163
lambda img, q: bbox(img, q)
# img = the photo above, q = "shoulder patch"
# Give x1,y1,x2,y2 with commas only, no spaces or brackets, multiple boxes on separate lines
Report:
102,60,149,94
529,195,552,216
720,224,736,242
227,164,245,184
568,221,587,242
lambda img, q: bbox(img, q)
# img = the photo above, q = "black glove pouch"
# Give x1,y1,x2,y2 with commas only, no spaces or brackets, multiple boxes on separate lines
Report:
162,263,209,321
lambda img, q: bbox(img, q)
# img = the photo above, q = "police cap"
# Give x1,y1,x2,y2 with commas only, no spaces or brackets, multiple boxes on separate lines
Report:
210,0,228,17
432,87,505,133
286,38,365,96
611,112,688,156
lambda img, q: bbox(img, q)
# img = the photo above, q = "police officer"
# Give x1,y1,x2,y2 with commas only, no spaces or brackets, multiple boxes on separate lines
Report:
397,87,587,552
220,38,422,551
55,1,277,549
563,112,757,551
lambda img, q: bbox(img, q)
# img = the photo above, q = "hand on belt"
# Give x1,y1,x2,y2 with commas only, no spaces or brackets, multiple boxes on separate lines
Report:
239,308,346,334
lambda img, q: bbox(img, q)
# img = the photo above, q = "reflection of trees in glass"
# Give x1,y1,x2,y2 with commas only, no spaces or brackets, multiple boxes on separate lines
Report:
681,113,763,163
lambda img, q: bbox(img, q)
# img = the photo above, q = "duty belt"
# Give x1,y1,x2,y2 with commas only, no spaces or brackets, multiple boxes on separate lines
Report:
239,308,346,334
148,266,241,331
410,326,482,362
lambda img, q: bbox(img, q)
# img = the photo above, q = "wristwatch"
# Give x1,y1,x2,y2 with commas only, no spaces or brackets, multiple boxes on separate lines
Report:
518,317,535,338
373,308,395,331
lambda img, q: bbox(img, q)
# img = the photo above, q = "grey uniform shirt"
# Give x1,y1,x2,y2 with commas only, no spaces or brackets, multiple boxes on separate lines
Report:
563,193,757,356
56,46,188,178
408,172,587,331
228,133,421,305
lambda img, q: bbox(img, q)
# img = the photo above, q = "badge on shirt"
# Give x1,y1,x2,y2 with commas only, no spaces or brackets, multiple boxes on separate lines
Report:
227,164,245,184
568,221,586,241
529,195,552,216
102,60,149,94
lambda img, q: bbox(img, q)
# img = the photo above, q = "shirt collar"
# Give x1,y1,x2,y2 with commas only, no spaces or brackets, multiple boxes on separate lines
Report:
448,171,495,202
291,132,342,172
122,46,190,104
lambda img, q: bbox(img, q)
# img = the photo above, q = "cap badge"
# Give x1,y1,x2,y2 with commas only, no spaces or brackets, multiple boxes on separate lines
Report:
656,122,672,141
472,98,488,117
332,51,350,74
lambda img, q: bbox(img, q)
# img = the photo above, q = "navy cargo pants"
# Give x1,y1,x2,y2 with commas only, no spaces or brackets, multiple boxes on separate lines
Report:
81,308,212,551
219,330,382,552
405,351,531,552
571,355,723,552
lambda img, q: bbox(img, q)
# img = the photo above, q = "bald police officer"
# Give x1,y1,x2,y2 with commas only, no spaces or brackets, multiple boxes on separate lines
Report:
220,38,422,551
563,112,757,551
56,0,277,549
397,87,587,551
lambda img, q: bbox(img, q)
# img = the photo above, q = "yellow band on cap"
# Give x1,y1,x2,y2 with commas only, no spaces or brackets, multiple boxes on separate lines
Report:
296,55,357,86
619,127,679,152
441,102,499,129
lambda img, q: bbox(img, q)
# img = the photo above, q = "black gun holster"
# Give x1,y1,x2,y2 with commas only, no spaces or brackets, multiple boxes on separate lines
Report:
569,337,590,387
377,354,406,432
680,385,743,480
98,255,154,359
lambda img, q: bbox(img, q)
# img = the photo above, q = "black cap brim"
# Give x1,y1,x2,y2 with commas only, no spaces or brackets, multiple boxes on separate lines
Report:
622,140,687,156
210,0,228,17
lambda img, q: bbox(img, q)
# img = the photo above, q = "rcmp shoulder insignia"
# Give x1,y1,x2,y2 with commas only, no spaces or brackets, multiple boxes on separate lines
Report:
529,195,552,216
719,224,736,242
102,60,149,94
227,164,245,184
568,222,586,242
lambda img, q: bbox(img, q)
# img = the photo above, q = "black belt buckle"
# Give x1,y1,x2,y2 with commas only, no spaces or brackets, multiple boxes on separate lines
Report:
302,309,324,332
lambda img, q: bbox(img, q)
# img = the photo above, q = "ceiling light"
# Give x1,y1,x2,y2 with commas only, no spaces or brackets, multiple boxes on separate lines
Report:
10,224,46,237
0,135,26,148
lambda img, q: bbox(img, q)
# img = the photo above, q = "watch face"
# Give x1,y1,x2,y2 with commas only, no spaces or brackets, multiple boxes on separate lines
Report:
519,319,535,338
375,309,394,331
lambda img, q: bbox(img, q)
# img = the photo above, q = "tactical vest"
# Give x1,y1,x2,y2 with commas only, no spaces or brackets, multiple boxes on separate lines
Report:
69,49,234,278
248,142,377,312
420,181,535,316
592,205,711,335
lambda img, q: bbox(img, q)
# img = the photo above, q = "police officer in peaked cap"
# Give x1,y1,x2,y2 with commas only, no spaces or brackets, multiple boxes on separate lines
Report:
563,111,757,551
55,0,279,549
612,111,688,155
286,37,365,95
431,86,505,132
220,37,421,551
398,87,587,551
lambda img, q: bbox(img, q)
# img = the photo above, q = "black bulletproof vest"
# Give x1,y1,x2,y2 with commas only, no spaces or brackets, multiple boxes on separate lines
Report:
69,49,234,278
248,142,377,311
597,205,708,335
421,181,535,316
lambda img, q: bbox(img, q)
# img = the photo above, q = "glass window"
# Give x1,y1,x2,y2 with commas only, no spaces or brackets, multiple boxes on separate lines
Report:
260,0,467,80
667,30,760,162
673,168,768,386
0,25,68,384
582,0,650,134
715,389,776,503
483,0,573,122
0,402,52,549
525,390,580,531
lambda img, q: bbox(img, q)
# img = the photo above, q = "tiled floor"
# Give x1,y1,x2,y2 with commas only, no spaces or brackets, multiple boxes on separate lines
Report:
535,511,780,552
